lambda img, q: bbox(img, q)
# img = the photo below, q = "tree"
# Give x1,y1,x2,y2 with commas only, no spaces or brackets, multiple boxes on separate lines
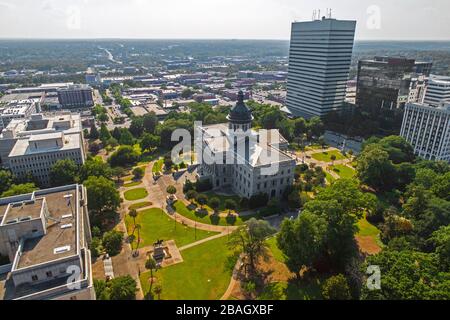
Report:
277,211,327,277
1,183,38,197
153,284,163,300
208,197,220,214
132,167,145,180
140,133,160,151
49,159,78,187
90,124,99,140
196,194,208,209
362,250,450,300
143,112,158,134
357,145,396,191
102,230,124,256
181,88,194,99
108,145,140,167
118,129,134,146
166,185,177,196
129,209,138,231
108,275,137,300
228,218,275,275
164,155,174,171
186,190,198,204
84,176,121,214
330,154,337,165
89,142,101,155
112,127,122,141
225,199,237,214
99,123,112,143
94,279,110,300
318,136,326,149
129,116,144,137
431,226,450,269
0,169,14,194
145,257,158,288
322,274,352,300
80,157,112,182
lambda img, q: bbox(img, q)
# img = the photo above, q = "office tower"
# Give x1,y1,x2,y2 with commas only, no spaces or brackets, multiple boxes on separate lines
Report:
400,102,450,162
356,57,432,111
57,84,94,109
286,16,356,118
0,113,86,185
424,75,450,107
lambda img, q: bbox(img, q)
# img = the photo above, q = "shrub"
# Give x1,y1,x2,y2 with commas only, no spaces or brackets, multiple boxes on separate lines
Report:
102,230,124,256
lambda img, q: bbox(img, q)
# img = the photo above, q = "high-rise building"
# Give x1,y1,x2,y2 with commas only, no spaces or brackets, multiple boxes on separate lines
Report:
424,75,450,107
286,17,356,118
400,102,450,162
356,57,432,111
57,84,94,109
0,184,95,300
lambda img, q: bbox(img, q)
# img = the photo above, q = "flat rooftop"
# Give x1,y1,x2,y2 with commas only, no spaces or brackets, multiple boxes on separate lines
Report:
2,198,44,223
8,132,81,157
16,189,78,269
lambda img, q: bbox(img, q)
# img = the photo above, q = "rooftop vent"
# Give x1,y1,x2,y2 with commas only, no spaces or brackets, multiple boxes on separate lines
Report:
61,223,73,229
61,214,72,219
54,245,71,254
6,219,18,225
19,216,32,222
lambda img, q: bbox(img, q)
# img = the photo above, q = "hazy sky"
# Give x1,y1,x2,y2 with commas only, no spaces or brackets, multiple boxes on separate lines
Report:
0,0,449,40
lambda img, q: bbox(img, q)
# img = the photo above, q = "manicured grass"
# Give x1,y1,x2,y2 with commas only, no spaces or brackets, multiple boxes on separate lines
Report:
266,236,286,263
124,188,148,201
325,171,335,184
311,150,345,162
258,279,323,300
124,181,142,188
152,158,164,173
174,201,250,226
128,201,153,210
331,165,355,179
140,236,235,300
204,192,242,212
125,208,218,248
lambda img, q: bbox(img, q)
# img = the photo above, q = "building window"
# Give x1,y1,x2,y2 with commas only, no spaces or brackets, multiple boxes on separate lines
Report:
46,271,53,278
32,275,39,282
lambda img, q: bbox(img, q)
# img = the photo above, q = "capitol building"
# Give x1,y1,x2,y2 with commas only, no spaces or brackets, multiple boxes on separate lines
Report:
196,91,296,199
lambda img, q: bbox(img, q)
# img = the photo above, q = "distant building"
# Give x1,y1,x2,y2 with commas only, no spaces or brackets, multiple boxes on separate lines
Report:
0,184,95,300
9,83,73,95
286,17,356,118
57,85,94,109
0,100,37,130
0,113,86,185
400,102,450,162
223,90,251,101
197,91,295,199
356,57,432,111
85,73,101,86
424,75,450,107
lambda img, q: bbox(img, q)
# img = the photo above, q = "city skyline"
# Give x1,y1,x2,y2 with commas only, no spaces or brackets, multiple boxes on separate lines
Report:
0,0,449,40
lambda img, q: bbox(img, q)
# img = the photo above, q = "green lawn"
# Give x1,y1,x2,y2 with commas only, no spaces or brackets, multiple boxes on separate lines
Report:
152,158,164,173
128,201,153,210
258,279,323,300
266,236,286,263
325,171,335,184
125,208,218,248
204,192,242,212
311,150,345,163
123,181,142,188
174,201,251,226
124,188,148,201
140,236,236,300
357,214,383,248
331,165,355,179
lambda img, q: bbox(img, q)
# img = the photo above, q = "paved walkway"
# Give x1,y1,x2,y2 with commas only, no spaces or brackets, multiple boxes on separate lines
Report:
103,257,114,279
